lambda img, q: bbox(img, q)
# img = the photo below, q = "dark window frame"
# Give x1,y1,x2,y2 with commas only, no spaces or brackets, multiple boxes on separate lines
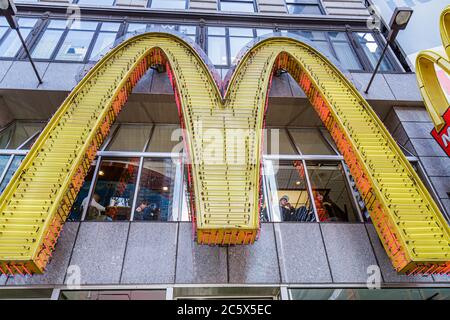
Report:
148,0,189,10
26,19,123,63
219,0,257,13
285,0,325,15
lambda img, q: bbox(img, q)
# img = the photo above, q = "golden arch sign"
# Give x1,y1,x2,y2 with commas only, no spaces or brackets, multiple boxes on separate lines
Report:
0,32,449,276
416,5,450,157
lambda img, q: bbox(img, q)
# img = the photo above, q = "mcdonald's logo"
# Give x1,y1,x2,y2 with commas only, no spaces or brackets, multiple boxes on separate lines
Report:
0,31,449,275
416,5,450,157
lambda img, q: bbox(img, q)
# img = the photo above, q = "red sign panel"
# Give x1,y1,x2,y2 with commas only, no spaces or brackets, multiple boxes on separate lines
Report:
431,107,450,157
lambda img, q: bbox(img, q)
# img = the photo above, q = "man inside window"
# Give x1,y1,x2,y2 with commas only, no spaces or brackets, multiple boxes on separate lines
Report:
82,193,106,221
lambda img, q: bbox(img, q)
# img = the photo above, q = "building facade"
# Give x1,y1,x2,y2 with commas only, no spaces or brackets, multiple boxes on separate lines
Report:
0,0,449,300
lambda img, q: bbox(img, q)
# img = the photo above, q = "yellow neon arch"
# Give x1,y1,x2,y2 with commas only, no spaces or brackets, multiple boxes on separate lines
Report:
0,32,449,275
416,5,450,131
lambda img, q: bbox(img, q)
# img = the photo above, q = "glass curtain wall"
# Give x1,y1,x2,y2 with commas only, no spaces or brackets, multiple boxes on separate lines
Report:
0,121,437,224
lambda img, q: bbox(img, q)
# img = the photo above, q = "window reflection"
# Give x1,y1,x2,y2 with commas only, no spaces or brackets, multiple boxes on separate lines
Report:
0,156,24,193
0,18,37,58
0,121,44,149
87,158,140,221
68,162,96,221
286,0,323,14
289,288,443,300
106,124,153,152
273,161,315,222
356,32,395,72
150,0,187,9
288,128,336,155
220,0,255,12
306,161,359,222
134,159,176,221
146,124,182,152
264,128,297,155
55,29,95,61
0,155,9,175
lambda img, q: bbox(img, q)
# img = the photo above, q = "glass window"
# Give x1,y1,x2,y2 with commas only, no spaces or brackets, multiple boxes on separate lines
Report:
289,30,362,71
106,124,153,152
87,158,140,221
271,160,315,222
356,32,396,72
67,162,97,221
0,18,38,58
0,155,10,185
289,288,435,300
220,0,255,12
289,128,337,155
55,29,95,61
0,121,44,149
146,125,182,152
286,0,323,15
0,156,24,194
32,29,64,59
89,30,118,60
207,35,227,66
78,0,115,5
306,161,359,222
150,0,187,9
60,290,167,300
328,32,362,70
126,23,147,37
134,159,176,221
264,128,297,155
256,29,273,37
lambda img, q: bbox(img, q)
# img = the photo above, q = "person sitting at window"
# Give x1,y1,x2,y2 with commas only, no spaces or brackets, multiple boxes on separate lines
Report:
317,192,347,222
143,203,160,221
134,200,149,220
82,193,107,221
279,195,296,221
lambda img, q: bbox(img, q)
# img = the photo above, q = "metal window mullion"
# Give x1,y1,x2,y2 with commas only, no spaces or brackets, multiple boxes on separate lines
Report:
263,159,281,222
285,128,302,155
50,25,70,61
130,156,144,221
17,130,41,150
101,123,120,151
84,23,102,63
318,128,339,155
226,28,231,68
81,155,102,221
302,159,320,222
347,30,372,72
143,124,156,152
325,31,339,60
340,160,364,222
17,18,44,60
171,156,183,221
5,122,16,149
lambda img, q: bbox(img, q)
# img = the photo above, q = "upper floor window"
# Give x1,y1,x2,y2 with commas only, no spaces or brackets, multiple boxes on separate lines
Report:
0,120,45,149
219,0,256,13
206,26,273,77
287,30,362,71
77,0,115,5
285,0,324,15
31,20,120,62
149,0,188,9
0,17,38,58
125,23,196,42
356,32,396,72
